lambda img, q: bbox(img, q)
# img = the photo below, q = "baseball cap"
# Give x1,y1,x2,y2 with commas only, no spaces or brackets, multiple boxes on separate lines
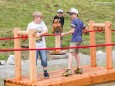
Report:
57,9,63,13
67,8,79,14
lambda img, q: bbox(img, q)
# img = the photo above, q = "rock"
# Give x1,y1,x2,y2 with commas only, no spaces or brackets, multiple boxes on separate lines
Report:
0,60,6,65
96,50,104,54
7,55,15,65
112,51,115,54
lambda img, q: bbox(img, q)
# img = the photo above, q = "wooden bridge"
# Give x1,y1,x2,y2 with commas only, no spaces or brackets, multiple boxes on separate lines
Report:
4,21,115,86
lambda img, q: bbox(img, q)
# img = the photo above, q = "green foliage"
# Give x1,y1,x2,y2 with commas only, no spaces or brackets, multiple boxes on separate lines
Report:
0,54,7,60
95,0,115,2
0,0,115,59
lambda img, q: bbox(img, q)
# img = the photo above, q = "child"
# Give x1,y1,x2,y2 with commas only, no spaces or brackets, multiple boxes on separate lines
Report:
27,11,49,78
53,9,64,28
53,9,64,47
61,8,88,76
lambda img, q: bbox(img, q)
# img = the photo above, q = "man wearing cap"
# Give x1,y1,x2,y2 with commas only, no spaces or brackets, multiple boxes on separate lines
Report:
61,8,88,76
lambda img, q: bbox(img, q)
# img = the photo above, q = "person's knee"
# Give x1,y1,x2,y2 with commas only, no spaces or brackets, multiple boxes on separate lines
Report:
39,50,47,66
41,60,47,67
41,56,47,67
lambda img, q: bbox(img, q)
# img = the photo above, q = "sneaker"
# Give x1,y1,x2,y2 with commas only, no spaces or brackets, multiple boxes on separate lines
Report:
44,72,49,79
74,68,82,74
62,69,72,76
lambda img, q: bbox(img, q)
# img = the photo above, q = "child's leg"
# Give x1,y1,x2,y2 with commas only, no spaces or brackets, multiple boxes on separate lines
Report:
67,42,77,69
62,52,75,76
74,42,82,74
36,50,39,66
74,53,82,74
62,42,76,76
39,50,49,78
75,53,81,68
39,50,47,68
67,52,74,69
74,42,81,68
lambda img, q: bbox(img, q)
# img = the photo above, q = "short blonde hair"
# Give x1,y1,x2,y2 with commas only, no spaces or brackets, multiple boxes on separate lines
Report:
32,11,43,19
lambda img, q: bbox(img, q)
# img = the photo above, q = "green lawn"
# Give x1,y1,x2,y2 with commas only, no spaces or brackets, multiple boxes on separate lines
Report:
0,0,115,60
95,0,115,2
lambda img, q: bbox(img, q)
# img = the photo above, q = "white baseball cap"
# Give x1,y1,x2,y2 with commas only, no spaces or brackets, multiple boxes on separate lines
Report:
67,8,79,14
57,9,63,13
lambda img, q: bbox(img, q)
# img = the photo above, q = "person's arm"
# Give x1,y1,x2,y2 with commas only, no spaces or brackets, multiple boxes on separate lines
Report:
36,21,48,37
61,19,76,36
82,25,89,34
37,30,48,36
61,28,75,36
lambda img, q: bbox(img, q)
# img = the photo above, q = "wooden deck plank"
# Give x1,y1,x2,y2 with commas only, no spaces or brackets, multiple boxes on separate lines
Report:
5,66,115,86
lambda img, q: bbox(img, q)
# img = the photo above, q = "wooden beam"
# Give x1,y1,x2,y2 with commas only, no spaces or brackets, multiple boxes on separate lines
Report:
89,21,97,67
13,28,22,81
17,31,28,35
93,23,105,28
105,21,112,69
55,35,61,53
28,29,37,83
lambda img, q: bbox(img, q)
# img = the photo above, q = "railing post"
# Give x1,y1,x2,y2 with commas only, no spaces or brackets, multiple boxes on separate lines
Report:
13,28,21,80
55,35,61,53
28,29,37,83
105,21,112,69
89,21,97,67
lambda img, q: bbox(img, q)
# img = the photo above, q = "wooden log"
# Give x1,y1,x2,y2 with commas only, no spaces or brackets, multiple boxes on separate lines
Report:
89,21,97,67
28,29,37,83
13,28,22,81
55,35,61,53
17,31,28,35
105,21,112,69
93,23,105,28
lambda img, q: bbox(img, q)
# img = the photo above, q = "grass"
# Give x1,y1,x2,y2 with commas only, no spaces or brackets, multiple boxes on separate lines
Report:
0,0,115,60
95,0,115,2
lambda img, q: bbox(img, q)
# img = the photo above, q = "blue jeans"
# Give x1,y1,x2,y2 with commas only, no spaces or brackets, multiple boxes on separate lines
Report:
36,50,47,67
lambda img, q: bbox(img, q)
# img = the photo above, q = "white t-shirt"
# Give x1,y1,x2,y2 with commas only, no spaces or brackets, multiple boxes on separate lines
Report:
27,21,48,48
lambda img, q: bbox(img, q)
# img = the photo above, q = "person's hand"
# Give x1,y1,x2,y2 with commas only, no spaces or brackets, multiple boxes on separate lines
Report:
32,31,37,37
61,33,65,36
36,33,42,38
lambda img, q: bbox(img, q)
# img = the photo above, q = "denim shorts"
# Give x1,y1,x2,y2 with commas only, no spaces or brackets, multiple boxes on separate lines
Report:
69,42,81,53
36,50,47,67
